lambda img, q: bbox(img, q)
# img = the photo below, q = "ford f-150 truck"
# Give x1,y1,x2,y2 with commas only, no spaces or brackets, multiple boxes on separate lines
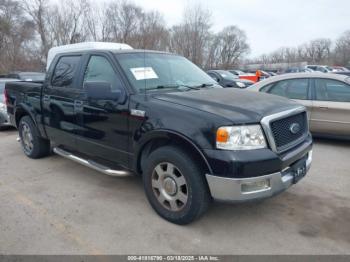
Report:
5,42,312,224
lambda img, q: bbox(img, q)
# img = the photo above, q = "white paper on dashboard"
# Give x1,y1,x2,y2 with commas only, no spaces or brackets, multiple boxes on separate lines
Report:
130,67,159,80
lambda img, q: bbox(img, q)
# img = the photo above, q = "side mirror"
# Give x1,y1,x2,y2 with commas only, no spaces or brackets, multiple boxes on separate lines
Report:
84,81,124,101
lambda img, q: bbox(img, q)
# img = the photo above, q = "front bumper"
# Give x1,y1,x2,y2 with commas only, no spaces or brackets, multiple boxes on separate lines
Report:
206,150,312,202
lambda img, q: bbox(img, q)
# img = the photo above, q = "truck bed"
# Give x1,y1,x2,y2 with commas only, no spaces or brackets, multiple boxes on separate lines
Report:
5,81,44,127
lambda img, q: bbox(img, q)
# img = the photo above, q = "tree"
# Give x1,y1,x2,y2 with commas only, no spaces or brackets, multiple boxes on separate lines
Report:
334,31,350,66
170,4,212,67
0,0,36,72
207,26,250,69
22,0,51,60
104,0,143,44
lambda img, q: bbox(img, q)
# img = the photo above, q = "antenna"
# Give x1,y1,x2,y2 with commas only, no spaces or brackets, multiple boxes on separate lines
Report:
144,49,147,99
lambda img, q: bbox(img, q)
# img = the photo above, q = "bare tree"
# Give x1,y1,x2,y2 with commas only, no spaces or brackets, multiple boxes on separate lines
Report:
0,0,35,72
170,4,212,67
207,26,249,69
136,11,169,50
47,0,91,45
334,30,350,66
22,0,51,60
104,0,143,44
299,38,331,63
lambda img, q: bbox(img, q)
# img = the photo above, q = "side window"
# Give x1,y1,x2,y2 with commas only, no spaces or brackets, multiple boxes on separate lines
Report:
208,73,219,82
315,79,350,102
269,79,308,100
83,55,123,91
260,83,274,92
268,80,289,96
51,56,81,88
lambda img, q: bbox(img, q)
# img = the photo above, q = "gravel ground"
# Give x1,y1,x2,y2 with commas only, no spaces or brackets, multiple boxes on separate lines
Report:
0,128,349,255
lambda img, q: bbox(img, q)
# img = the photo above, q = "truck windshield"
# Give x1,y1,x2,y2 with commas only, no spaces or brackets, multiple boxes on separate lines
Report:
116,53,216,92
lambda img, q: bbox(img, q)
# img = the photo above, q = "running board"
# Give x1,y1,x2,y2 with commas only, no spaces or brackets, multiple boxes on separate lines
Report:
53,147,131,177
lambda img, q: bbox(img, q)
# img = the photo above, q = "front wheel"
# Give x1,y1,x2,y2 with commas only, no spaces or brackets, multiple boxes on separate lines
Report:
143,146,211,224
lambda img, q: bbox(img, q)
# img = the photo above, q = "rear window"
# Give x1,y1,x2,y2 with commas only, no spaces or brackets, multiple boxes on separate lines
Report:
51,56,81,88
20,73,45,81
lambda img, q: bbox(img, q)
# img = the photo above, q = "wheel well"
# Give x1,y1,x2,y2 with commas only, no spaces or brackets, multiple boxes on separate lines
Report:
137,134,212,176
15,107,29,127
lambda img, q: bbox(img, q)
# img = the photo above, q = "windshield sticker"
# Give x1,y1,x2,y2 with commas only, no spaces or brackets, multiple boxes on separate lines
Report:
130,67,158,80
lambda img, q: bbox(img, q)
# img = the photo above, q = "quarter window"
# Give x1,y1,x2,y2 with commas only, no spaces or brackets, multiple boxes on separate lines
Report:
51,56,81,88
84,56,123,91
259,83,274,92
268,79,309,100
315,79,350,102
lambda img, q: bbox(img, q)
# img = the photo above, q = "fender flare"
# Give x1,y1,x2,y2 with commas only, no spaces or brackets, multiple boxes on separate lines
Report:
14,103,47,138
134,129,213,175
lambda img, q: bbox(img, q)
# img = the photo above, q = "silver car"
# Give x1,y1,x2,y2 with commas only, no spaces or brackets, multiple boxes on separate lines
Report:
248,72,350,139
0,78,19,129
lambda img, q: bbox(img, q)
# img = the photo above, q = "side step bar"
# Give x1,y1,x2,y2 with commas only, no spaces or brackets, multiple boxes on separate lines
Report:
53,147,131,177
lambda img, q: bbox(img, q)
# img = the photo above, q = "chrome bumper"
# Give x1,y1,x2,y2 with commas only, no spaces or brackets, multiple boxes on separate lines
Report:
206,151,312,202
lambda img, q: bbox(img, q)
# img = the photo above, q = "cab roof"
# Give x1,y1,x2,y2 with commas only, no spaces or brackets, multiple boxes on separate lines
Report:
47,42,133,71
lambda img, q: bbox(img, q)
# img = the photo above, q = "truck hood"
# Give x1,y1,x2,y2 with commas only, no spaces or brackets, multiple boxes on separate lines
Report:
152,88,302,124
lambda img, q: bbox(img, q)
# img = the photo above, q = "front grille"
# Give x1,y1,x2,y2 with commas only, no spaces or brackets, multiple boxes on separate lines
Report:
270,112,307,152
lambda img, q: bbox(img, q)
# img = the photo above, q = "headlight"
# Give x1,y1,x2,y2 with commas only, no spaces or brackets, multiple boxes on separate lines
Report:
236,82,245,88
0,103,5,111
216,125,267,150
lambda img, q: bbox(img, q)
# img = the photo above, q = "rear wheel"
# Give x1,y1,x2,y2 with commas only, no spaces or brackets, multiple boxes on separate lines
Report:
19,116,50,159
143,146,211,224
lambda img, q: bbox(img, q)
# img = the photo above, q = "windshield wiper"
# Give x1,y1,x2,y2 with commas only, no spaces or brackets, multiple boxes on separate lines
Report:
147,83,214,91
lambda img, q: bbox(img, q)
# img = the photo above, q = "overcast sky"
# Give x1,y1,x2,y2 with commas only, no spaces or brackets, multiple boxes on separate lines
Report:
124,0,350,58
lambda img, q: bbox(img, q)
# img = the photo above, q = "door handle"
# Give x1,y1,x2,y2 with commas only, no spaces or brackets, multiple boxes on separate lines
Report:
74,100,83,106
43,95,50,102
74,100,84,111
319,106,328,110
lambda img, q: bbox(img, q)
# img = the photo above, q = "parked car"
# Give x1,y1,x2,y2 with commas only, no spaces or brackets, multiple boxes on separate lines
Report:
284,67,313,73
207,70,254,88
267,71,278,76
305,65,334,73
334,71,350,77
6,72,45,81
229,70,259,82
249,72,350,139
331,66,349,72
0,78,19,129
5,42,312,224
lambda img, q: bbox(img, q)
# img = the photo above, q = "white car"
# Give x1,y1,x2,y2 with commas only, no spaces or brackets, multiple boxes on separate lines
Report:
306,65,335,73
0,78,19,129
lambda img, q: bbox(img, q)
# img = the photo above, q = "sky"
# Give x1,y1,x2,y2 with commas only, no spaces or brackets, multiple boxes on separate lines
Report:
123,0,350,58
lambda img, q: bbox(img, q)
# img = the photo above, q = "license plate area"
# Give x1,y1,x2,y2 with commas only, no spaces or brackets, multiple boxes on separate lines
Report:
291,158,307,184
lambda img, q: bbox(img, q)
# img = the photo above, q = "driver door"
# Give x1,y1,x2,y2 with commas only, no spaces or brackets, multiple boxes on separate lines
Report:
75,53,130,168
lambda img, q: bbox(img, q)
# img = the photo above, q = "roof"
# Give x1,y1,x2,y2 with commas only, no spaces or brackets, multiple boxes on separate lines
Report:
47,42,133,70
249,72,350,91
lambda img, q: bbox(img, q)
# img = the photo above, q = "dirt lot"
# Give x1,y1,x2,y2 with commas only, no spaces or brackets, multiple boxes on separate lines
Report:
0,128,349,255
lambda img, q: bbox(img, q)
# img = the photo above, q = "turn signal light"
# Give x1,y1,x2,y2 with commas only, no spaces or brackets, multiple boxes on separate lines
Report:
216,128,229,143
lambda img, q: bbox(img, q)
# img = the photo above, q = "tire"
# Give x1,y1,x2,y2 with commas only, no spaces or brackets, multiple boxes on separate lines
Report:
19,116,50,159
143,146,211,225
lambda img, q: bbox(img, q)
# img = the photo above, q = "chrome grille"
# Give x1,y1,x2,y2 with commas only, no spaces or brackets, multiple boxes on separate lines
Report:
261,108,308,153
270,112,307,151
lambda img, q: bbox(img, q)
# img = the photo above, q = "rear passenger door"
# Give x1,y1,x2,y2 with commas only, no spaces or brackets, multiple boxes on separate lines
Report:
311,78,350,136
42,55,82,150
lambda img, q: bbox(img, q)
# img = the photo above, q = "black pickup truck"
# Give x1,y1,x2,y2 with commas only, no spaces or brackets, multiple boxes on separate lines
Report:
5,45,312,224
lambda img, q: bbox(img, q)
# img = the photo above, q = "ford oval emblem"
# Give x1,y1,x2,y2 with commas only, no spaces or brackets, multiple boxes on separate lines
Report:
290,123,301,134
